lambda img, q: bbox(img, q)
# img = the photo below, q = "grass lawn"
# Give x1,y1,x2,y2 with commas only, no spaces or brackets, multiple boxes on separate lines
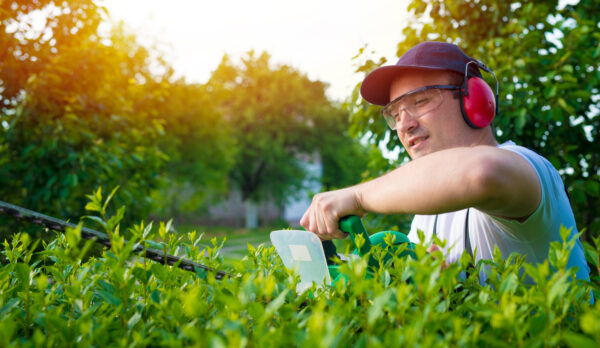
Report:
173,224,280,264
173,223,358,270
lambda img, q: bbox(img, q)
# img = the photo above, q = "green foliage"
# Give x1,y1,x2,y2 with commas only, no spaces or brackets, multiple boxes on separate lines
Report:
148,81,236,218
349,0,600,236
316,107,371,191
0,0,104,103
208,51,322,204
1,195,600,346
0,2,235,226
0,4,168,221
208,51,367,207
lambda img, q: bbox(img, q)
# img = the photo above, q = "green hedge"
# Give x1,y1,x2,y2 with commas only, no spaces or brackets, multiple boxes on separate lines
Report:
1,193,600,347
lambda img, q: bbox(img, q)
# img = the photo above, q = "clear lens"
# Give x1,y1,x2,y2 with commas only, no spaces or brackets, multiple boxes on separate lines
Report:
382,88,444,130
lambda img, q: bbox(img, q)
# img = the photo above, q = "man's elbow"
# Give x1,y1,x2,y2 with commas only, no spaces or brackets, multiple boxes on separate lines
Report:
466,150,540,216
466,154,514,209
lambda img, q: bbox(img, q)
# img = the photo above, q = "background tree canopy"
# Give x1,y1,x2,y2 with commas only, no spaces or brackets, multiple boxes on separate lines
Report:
349,0,600,237
1,1,163,222
207,51,368,209
0,1,368,231
0,1,236,227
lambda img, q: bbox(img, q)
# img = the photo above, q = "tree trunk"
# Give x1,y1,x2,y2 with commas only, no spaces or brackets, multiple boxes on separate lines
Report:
245,200,258,229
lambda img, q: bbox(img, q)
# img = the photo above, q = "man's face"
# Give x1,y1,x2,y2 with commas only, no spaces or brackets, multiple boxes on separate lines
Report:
388,70,471,159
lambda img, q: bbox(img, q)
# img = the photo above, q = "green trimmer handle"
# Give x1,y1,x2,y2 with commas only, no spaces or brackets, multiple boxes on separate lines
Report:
339,215,378,268
339,215,371,255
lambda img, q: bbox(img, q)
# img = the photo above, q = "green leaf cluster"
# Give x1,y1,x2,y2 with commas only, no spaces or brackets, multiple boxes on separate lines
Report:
1,194,600,346
0,2,235,228
207,51,369,207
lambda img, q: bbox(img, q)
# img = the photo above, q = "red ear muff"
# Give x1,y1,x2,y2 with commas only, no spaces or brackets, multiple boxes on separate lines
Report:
459,60,499,129
460,76,496,129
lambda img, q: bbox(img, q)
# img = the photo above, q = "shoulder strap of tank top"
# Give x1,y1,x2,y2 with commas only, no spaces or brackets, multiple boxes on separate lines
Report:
464,208,473,258
464,208,477,277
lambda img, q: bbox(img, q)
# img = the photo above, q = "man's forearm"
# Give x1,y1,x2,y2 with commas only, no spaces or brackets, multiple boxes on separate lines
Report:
354,145,540,219
301,145,540,239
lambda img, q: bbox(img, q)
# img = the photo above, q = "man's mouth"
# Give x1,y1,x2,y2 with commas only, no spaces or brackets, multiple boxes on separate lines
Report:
408,136,428,148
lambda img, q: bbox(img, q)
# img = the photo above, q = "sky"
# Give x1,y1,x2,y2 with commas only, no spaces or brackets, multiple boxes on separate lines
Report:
101,0,410,102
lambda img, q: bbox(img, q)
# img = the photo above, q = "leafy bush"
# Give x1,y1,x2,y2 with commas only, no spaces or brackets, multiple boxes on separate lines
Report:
0,3,167,222
0,2,235,231
1,193,600,347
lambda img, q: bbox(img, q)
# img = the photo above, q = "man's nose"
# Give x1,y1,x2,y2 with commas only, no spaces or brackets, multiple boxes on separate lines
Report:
396,110,418,134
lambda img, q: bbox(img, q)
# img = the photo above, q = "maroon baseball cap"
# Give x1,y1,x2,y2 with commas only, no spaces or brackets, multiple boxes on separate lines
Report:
360,41,483,106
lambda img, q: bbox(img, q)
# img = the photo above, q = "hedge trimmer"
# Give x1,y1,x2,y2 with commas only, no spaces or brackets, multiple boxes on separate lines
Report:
0,200,233,279
0,200,416,286
271,215,415,291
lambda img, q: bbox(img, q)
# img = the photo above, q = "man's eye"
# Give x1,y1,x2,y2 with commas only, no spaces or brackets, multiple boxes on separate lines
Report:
414,97,430,106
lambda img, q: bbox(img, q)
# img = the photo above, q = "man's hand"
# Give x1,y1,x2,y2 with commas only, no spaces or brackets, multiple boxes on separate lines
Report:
300,186,364,240
427,244,449,270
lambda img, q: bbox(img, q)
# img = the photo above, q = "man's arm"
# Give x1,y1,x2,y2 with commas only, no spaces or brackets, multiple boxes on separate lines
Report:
300,145,541,239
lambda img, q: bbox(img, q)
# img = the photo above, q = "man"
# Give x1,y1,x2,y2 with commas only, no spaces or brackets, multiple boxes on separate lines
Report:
300,41,589,280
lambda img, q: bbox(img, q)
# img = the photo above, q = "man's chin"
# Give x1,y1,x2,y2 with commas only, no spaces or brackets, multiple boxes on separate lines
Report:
409,147,434,160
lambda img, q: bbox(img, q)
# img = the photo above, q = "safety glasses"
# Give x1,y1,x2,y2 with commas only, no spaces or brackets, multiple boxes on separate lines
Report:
382,85,460,130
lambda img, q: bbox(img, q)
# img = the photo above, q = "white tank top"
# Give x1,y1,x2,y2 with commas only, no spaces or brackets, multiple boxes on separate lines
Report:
407,141,590,281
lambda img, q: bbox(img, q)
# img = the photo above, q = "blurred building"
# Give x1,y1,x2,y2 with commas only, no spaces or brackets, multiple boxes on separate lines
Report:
202,155,322,228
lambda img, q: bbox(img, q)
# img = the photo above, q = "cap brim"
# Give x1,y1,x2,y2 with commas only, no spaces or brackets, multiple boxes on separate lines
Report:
359,65,456,106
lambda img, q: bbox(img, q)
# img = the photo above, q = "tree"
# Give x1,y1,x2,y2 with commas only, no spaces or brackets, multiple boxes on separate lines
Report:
149,81,235,219
0,2,234,229
0,0,104,107
0,24,168,223
316,106,370,191
208,51,366,227
350,0,600,236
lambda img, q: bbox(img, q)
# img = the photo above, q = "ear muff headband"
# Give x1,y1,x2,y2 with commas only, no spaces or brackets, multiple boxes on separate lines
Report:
459,60,499,129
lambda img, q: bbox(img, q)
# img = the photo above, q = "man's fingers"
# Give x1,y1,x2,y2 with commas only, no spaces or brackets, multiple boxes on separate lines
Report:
314,210,326,237
427,244,441,253
324,213,340,239
300,188,362,240
333,230,347,239
299,210,309,230
426,244,449,270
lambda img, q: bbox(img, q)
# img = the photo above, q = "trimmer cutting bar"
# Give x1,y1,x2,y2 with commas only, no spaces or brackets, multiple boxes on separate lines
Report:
0,200,234,280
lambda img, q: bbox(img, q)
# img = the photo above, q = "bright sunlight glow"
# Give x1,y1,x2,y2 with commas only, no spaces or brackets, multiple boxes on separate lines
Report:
102,0,410,102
